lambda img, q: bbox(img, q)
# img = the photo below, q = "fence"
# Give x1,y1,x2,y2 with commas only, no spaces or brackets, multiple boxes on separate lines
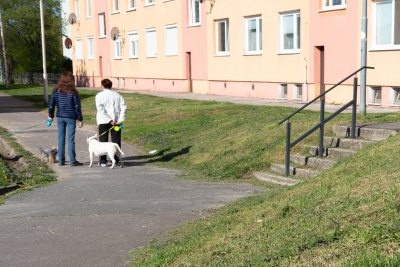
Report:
17,73,62,85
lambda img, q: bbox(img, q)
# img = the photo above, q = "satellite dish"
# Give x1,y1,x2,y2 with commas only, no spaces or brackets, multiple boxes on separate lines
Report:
65,38,72,49
110,27,119,41
69,13,78,25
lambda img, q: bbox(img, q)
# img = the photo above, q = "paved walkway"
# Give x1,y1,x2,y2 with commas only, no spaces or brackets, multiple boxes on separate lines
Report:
79,87,400,114
0,92,262,267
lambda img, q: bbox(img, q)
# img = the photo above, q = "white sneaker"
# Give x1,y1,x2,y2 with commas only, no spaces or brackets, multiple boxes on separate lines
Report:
98,163,107,167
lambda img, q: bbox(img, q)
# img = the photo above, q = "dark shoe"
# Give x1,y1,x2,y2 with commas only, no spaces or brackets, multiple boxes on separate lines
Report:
70,161,83,167
59,162,65,166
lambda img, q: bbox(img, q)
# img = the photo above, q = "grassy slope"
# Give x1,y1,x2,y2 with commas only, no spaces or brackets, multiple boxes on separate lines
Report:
2,85,400,265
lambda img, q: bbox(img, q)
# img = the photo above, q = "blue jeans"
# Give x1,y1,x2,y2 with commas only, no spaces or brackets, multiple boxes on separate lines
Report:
57,117,77,163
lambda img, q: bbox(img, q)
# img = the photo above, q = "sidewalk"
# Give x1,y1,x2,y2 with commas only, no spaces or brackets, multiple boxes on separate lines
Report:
79,87,399,114
0,94,262,267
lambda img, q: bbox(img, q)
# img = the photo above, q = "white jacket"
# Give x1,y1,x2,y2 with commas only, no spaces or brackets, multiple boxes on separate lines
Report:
95,89,127,125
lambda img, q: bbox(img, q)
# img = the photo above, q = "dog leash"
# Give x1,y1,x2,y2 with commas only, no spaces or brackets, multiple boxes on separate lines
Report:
98,126,116,137
1,124,41,137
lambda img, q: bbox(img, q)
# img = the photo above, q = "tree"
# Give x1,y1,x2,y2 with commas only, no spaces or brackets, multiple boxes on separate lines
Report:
0,0,67,78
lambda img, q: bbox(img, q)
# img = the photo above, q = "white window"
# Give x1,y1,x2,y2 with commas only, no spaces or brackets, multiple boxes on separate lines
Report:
113,0,120,12
115,78,120,87
369,87,382,105
215,19,229,55
280,11,300,53
86,0,92,18
75,0,80,20
322,0,346,11
145,0,155,6
390,87,400,105
128,0,136,9
87,37,94,59
373,0,400,49
279,84,288,99
114,35,122,59
99,14,106,38
165,25,178,56
293,84,303,100
244,16,262,55
75,38,83,60
128,31,138,58
146,28,157,57
121,78,125,88
189,0,201,26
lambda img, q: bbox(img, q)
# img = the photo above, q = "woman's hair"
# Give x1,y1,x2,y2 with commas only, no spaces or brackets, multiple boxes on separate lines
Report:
101,79,113,89
54,72,77,94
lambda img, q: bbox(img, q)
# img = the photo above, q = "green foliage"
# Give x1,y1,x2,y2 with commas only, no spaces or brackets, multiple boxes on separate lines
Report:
0,0,66,74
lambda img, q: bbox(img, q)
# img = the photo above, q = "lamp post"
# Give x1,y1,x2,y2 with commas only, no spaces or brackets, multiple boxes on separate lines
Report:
360,0,368,116
40,0,48,104
0,12,9,89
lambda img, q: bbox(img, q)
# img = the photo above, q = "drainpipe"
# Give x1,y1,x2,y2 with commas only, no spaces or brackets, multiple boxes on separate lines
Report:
360,0,368,116
303,58,307,101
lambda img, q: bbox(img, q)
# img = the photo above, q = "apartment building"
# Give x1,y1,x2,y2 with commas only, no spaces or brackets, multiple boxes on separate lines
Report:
68,0,400,108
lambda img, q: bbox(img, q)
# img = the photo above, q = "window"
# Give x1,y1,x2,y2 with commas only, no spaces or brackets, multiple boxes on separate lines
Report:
189,0,201,26
145,0,155,6
279,84,288,99
86,0,92,18
114,35,122,59
87,37,94,59
121,78,125,88
373,0,400,49
113,0,120,12
115,78,120,87
146,28,157,57
280,11,300,53
369,87,382,105
128,31,138,58
293,84,303,100
99,14,106,38
322,0,346,11
128,0,136,9
165,25,178,56
75,38,83,60
390,87,400,105
75,0,80,20
244,16,262,55
215,19,229,55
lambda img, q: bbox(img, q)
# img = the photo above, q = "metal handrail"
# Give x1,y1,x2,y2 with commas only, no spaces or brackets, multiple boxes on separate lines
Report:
278,66,374,125
279,66,374,177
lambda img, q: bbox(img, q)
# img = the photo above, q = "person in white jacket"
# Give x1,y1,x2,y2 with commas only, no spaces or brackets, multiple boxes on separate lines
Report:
95,79,127,167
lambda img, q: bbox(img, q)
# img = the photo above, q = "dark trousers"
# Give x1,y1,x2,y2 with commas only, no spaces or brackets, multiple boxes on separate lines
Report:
99,123,122,164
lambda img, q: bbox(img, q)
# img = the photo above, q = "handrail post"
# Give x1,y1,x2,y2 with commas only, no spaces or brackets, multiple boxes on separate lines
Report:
351,77,358,139
286,122,291,177
319,99,325,158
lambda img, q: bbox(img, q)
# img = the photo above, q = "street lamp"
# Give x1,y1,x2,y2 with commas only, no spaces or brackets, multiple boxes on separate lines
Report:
40,0,48,104
360,0,368,116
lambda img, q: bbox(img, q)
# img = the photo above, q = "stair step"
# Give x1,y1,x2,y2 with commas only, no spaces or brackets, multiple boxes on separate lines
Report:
309,146,356,160
253,172,301,186
270,163,321,178
290,154,336,170
324,136,375,150
333,124,399,141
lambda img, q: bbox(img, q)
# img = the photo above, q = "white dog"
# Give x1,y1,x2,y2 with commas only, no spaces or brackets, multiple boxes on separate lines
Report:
87,134,124,169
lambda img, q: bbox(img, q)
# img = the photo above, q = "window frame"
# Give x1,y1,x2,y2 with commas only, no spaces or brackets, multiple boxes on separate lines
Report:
87,36,95,59
112,0,120,13
113,34,123,60
321,0,347,11
188,0,201,26
293,84,303,100
128,0,136,10
165,24,178,57
86,0,92,18
279,84,288,100
145,28,157,58
244,15,262,55
368,86,382,105
99,14,107,38
372,0,400,50
215,19,230,56
75,0,80,20
75,38,83,60
279,11,301,54
145,0,155,7
128,31,139,59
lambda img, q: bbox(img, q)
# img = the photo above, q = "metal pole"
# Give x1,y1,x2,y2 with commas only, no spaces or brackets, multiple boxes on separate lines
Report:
319,99,325,158
0,12,9,89
351,77,358,139
360,0,368,116
40,0,48,104
286,122,291,177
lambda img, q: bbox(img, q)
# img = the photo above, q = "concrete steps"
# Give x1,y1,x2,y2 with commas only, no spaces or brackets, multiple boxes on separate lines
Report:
254,123,399,186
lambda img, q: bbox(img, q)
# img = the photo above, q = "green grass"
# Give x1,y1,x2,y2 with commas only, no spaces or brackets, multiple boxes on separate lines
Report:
3,85,400,265
0,126,57,204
